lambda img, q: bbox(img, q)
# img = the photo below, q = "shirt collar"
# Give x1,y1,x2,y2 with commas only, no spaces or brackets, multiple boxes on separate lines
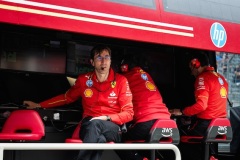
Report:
205,66,215,71
92,68,115,82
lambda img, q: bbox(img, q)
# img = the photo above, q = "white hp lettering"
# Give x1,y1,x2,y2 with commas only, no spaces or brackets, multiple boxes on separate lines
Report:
213,24,225,47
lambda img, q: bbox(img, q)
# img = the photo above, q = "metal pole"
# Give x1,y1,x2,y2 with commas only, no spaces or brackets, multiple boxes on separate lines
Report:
0,143,181,160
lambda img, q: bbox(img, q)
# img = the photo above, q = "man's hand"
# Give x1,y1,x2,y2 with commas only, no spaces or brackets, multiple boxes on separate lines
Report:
23,101,41,109
90,116,108,121
169,109,182,116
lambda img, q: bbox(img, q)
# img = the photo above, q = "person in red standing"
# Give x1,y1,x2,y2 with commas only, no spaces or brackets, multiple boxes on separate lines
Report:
170,52,228,160
23,45,134,160
116,57,171,160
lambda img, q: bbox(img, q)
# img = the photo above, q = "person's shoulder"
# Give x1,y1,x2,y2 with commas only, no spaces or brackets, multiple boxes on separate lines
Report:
200,71,226,82
76,72,92,81
201,71,212,76
116,73,132,84
216,72,225,77
124,67,143,76
115,72,127,79
196,72,211,82
217,73,228,82
199,71,214,79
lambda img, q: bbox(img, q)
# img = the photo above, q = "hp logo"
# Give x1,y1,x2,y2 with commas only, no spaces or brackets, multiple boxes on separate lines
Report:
210,22,227,48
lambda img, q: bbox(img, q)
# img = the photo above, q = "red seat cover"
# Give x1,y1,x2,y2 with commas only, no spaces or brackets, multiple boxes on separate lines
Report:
181,118,232,143
125,119,180,144
65,124,82,143
0,110,45,141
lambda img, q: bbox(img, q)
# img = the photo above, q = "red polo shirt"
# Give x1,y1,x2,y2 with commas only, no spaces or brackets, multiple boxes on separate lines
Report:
122,67,170,123
183,67,228,119
40,68,134,125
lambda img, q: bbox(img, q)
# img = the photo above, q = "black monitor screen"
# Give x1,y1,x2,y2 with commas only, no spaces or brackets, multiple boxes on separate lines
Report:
66,42,93,77
0,32,66,74
0,71,70,105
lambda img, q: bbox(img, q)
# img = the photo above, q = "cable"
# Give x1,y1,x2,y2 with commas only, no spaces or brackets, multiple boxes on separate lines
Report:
50,120,77,132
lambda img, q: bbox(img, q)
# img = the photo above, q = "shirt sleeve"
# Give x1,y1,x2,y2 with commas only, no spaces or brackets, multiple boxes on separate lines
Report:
183,76,209,116
40,76,83,108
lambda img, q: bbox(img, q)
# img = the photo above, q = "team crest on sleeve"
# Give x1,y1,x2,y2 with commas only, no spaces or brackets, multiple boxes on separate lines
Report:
86,79,93,87
145,81,156,91
220,86,227,98
84,89,93,97
218,77,224,85
141,73,148,81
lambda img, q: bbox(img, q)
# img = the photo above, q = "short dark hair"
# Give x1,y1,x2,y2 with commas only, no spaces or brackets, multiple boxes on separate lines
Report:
190,51,210,67
90,45,111,59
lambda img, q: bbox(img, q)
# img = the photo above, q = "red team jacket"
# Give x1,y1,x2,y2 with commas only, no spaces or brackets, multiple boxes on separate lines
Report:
183,67,228,119
40,68,134,125
122,67,170,123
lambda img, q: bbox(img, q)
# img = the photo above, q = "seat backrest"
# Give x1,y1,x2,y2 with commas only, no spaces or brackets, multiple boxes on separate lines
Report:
65,123,83,143
71,123,81,139
148,119,180,144
1,110,45,137
204,118,232,143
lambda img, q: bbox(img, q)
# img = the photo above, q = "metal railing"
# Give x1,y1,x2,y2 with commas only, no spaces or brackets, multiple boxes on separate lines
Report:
0,143,181,160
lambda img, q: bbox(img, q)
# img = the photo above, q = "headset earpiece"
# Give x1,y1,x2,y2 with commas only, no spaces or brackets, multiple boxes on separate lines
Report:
191,58,201,68
121,64,129,72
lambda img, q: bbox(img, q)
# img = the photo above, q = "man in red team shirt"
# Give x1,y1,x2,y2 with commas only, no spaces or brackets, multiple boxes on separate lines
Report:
170,52,228,160
24,45,134,160
117,57,171,160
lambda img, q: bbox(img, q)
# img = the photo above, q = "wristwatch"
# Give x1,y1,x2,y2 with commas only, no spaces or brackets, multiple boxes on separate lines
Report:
106,116,111,121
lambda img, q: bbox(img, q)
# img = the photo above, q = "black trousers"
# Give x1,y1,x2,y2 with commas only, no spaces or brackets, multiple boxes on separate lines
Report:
76,117,121,160
116,119,157,160
178,117,212,160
